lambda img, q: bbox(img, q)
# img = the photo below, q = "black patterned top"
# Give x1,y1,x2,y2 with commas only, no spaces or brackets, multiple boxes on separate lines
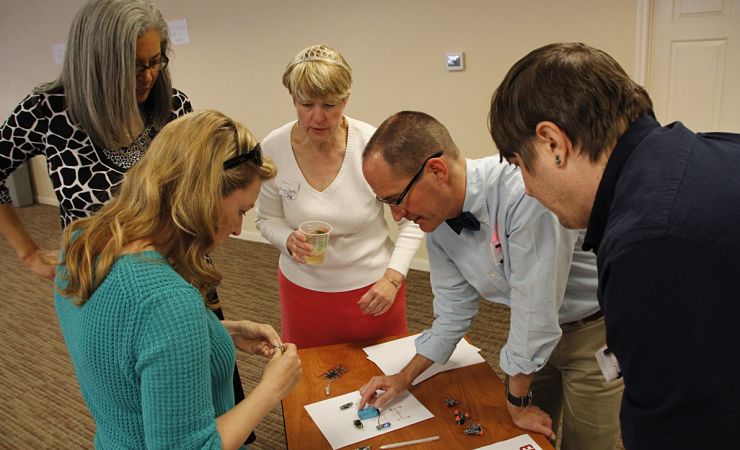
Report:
0,89,192,227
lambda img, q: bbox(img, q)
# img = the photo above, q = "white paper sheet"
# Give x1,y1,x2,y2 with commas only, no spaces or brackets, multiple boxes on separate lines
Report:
363,334,485,385
304,390,434,449
474,434,543,449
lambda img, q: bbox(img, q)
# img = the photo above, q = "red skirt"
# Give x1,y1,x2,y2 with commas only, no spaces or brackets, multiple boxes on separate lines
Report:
278,269,408,349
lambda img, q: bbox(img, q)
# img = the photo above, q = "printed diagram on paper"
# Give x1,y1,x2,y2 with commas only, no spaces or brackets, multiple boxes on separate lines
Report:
304,390,434,449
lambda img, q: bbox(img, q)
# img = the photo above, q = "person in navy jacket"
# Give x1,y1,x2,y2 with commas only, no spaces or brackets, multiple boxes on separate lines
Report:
489,42,740,450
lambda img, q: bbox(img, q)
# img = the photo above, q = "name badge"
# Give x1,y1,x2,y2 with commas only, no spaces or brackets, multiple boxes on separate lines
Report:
278,181,300,200
595,345,622,382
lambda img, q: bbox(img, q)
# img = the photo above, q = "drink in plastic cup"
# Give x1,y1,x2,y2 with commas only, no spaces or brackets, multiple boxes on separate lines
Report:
298,221,332,265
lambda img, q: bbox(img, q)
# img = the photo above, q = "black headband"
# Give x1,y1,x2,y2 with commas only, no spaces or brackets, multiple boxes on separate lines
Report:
223,143,263,170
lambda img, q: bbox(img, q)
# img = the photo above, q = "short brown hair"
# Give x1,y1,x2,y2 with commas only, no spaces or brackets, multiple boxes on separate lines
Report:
489,42,654,168
363,111,460,176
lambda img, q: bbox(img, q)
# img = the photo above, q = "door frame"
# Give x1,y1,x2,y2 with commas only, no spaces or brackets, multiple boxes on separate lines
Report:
635,0,653,85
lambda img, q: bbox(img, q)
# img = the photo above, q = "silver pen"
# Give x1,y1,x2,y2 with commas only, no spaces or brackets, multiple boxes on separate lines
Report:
378,435,440,449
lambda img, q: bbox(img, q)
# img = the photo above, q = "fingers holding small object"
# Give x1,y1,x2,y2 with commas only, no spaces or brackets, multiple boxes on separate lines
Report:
273,343,287,353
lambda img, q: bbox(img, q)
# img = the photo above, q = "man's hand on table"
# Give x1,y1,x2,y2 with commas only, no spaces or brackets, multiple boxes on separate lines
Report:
507,402,555,441
358,373,410,409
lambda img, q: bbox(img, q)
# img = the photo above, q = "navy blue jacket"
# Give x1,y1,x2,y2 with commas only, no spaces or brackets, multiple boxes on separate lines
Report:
584,115,740,449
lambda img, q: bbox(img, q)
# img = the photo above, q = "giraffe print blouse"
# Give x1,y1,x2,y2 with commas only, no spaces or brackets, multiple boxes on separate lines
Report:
0,89,192,227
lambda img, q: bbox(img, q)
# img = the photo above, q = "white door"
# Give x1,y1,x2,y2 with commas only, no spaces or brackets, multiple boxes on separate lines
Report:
647,0,740,132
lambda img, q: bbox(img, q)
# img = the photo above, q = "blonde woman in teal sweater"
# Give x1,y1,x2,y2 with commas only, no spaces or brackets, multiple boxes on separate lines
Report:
54,110,302,449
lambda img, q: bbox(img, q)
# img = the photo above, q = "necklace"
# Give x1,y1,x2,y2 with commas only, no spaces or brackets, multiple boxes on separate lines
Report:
102,122,154,169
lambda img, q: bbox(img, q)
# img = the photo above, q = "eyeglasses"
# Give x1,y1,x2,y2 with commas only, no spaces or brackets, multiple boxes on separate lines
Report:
223,143,263,170
377,151,443,206
135,55,169,77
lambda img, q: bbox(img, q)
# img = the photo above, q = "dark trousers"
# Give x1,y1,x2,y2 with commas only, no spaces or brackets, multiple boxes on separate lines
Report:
211,290,257,445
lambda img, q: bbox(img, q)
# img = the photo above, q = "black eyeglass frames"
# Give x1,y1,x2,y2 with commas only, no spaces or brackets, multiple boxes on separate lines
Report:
135,55,169,77
376,151,443,206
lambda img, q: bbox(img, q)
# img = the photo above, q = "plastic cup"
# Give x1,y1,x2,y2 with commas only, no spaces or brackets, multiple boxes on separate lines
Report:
298,221,332,265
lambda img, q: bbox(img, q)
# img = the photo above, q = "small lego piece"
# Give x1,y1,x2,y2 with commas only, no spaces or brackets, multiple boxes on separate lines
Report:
354,419,364,429
454,409,471,425
463,423,484,436
322,365,348,397
272,343,287,353
340,401,354,410
358,406,380,420
323,365,348,379
444,397,459,407
355,446,372,450
376,421,391,430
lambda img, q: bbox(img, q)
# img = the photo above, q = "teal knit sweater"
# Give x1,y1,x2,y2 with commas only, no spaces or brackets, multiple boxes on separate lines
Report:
55,251,236,449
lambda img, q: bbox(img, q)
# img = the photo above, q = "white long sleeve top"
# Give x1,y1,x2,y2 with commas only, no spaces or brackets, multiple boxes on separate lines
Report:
255,117,424,292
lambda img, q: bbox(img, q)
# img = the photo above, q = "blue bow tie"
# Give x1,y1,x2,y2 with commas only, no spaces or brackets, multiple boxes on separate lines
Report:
446,211,480,234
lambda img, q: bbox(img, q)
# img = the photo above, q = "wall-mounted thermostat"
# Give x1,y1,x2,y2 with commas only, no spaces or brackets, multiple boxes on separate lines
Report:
446,52,464,71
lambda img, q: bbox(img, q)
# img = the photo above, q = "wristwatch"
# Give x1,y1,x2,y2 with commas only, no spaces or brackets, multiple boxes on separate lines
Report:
505,383,532,407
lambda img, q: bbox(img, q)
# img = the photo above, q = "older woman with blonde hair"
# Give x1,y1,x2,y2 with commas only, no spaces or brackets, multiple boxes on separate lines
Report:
55,110,302,449
256,45,423,348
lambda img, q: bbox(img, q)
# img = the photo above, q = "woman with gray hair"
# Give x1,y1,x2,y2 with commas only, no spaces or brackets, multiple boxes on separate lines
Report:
0,1,260,446
256,45,424,348
0,0,191,280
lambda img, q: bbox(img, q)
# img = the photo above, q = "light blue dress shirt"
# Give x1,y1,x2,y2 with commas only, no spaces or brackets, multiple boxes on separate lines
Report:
415,157,600,376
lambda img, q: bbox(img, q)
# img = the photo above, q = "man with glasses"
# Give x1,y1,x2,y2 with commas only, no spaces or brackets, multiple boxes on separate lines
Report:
357,111,622,449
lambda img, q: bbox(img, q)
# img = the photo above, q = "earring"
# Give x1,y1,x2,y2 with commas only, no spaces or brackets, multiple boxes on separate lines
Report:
555,155,561,165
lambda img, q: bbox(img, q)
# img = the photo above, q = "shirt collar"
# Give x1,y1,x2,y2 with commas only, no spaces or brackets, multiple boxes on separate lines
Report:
583,115,660,252
458,158,490,227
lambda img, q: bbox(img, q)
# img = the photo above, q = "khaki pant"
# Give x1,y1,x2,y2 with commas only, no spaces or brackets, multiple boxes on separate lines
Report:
531,317,623,450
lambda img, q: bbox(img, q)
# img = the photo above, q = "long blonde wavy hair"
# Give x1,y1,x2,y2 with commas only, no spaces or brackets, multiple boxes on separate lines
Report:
58,110,276,306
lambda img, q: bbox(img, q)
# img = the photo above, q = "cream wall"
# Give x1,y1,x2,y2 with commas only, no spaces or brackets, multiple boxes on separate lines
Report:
1,0,638,270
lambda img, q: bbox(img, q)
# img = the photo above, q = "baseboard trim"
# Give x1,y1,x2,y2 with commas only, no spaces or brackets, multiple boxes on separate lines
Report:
409,257,429,272
35,196,57,206
22,204,434,271
232,231,430,272
234,230,270,244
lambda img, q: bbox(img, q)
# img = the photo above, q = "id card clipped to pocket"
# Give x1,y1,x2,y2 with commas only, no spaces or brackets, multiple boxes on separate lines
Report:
595,345,622,382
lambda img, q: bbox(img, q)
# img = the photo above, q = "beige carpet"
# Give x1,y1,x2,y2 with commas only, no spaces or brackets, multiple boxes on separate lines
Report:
0,203,619,449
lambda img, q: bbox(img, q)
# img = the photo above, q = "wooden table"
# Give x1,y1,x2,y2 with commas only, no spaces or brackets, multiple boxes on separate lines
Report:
282,337,554,449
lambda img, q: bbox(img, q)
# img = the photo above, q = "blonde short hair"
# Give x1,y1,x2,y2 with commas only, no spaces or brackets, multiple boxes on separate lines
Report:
282,44,352,102
59,110,276,306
